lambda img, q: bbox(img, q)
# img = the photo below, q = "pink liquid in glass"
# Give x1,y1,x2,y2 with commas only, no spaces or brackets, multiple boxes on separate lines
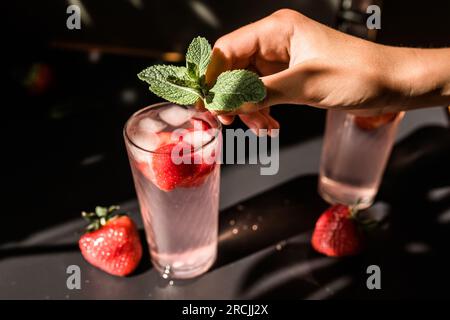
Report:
319,110,404,209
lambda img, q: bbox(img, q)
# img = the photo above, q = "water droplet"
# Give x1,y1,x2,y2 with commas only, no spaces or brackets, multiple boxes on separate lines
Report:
80,154,104,166
169,280,174,286
243,225,248,230
251,224,258,231
232,228,239,234
276,240,287,250
120,88,138,104
229,219,236,226
88,50,101,63
162,265,171,279
405,242,430,254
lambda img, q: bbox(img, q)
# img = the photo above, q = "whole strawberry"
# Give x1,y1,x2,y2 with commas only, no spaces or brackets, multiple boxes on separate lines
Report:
79,206,143,276
311,204,365,257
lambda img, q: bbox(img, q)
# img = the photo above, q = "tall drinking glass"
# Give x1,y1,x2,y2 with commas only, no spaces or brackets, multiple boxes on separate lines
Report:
124,102,221,279
319,110,404,209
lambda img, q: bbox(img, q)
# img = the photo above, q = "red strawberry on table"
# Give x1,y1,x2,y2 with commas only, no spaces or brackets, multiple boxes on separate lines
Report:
354,112,398,131
79,206,142,276
311,204,365,257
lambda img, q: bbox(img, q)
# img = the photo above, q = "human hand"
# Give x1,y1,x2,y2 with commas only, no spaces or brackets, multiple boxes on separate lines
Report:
206,9,450,133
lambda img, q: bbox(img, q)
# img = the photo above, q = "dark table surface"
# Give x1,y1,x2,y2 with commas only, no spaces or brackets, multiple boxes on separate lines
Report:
1,107,449,299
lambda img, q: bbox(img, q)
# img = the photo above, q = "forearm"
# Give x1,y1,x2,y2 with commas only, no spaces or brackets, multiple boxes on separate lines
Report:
383,46,450,112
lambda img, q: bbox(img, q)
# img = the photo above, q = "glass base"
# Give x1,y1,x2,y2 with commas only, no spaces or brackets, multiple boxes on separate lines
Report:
151,249,217,280
318,176,374,210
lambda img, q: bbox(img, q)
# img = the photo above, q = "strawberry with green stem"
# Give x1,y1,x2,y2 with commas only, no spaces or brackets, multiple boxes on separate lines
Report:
79,206,143,276
311,203,372,257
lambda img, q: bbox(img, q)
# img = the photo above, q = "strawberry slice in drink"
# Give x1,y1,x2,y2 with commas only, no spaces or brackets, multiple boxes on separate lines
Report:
133,131,180,182
135,118,217,191
151,142,202,191
179,149,217,188
180,118,217,187
354,112,399,131
189,118,211,131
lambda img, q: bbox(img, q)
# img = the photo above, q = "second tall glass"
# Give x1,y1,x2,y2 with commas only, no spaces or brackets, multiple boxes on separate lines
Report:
319,110,404,209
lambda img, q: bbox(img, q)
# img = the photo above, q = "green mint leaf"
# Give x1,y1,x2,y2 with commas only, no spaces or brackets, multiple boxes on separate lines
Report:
205,70,266,111
137,65,201,105
187,62,199,81
167,75,201,91
186,36,211,79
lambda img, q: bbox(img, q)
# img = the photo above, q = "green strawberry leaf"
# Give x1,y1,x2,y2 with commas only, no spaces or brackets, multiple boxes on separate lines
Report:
186,36,211,79
95,206,108,217
82,205,124,232
138,65,201,105
205,70,266,111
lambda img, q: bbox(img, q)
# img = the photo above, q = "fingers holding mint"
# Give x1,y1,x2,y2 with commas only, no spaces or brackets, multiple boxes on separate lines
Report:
137,37,266,115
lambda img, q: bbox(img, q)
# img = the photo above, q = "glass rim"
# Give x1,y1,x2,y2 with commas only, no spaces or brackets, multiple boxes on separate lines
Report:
123,101,222,155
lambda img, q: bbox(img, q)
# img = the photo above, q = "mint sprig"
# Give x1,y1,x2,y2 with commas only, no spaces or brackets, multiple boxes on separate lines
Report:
137,36,266,112
137,65,201,105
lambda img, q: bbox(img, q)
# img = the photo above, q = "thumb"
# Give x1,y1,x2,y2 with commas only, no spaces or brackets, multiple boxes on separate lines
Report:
224,67,302,115
212,64,314,115
258,64,313,109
